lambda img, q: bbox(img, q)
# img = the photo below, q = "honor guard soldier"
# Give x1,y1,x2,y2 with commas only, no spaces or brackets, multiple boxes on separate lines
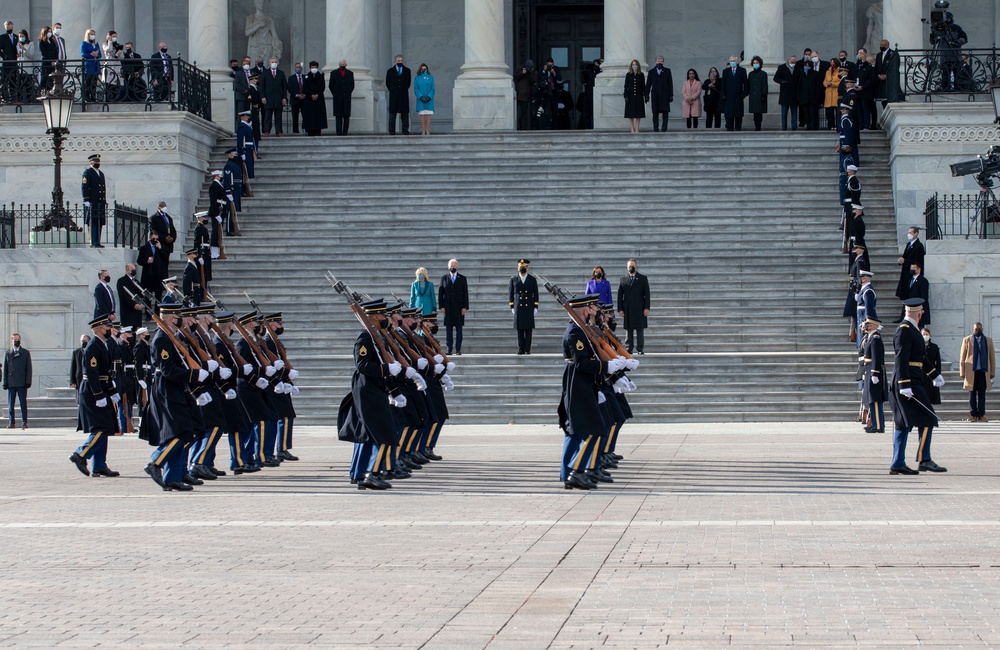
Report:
134,326,152,410
855,269,877,347
69,315,122,477
206,169,226,258
887,298,947,475
182,247,203,305
414,311,452,459
836,101,856,206
509,259,539,355
236,110,256,180
81,153,107,248
222,149,242,228
861,317,887,433
188,306,231,481
116,326,137,432
262,312,300,461
210,311,257,474
844,242,869,340
193,212,213,283
235,312,280,468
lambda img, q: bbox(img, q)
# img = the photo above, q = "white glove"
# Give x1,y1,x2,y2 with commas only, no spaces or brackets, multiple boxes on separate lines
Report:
434,363,445,374
265,365,276,377
84,201,91,207
405,366,417,379
511,308,515,315
606,358,626,373
933,375,945,388
625,358,639,370
411,374,427,391
289,385,300,396
446,361,456,372
207,359,219,373
96,397,108,407
226,193,234,201
627,379,637,392
219,367,233,380
288,369,298,380
871,375,880,384
598,391,607,404
211,246,220,260
242,363,253,376
255,377,269,389
197,369,209,383
273,383,285,394
614,377,629,394
442,376,455,391
434,354,444,364
225,389,237,400
417,357,428,370
387,361,402,376
110,393,121,404
215,215,222,223
900,387,914,398
138,380,148,390
273,359,285,371
390,394,408,408
534,308,538,315
198,258,205,266
196,392,212,406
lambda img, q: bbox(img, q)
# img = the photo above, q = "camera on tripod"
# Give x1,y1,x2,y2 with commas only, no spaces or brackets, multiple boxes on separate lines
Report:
951,145,1000,185
927,0,950,32
580,59,602,87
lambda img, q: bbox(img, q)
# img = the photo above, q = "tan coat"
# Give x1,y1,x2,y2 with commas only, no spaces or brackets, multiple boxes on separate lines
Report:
959,334,995,391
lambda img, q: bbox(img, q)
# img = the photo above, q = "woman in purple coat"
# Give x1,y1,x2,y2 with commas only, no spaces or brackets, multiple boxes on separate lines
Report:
585,266,613,305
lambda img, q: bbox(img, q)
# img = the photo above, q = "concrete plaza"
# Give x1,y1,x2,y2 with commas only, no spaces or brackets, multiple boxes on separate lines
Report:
2,421,1000,648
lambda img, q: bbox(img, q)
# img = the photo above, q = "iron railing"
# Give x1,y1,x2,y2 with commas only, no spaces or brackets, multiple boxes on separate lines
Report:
0,201,148,249
0,57,211,120
900,47,1000,98
925,191,1000,239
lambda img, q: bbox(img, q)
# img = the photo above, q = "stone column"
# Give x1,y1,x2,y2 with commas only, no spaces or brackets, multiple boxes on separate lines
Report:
593,0,646,129
882,0,923,50
744,0,783,67
91,1,114,39
326,0,381,133
52,0,93,51
188,0,233,131
452,0,514,130
113,0,135,41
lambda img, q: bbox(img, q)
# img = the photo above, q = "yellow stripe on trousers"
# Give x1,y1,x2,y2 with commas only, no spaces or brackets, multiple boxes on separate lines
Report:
258,421,266,459
197,427,220,465
604,423,618,453
918,426,930,462
79,431,104,457
153,438,178,467
281,417,289,451
573,436,593,471
233,432,243,467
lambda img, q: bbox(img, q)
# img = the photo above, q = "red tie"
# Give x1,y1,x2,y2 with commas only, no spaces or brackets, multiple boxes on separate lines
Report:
272,71,275,78
299,76,303,92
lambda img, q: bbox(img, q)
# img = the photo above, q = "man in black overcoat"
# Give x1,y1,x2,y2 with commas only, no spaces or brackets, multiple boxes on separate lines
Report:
773,55,799,131
508,259,539,355
329,59,355,135
617,258,650,354
719,56,748,131
895,226,925,304
904,261,931,328
385,54,411,135
136,233,167,302
258,56,287,136
439,259,469,355
645,56,673,132
116,263,145,330
148,201,177,258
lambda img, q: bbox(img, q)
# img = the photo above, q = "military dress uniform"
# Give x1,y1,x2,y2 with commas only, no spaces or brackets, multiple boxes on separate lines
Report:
69,315,121,477
193,217,213,283
206,174,226,258
862,318,887,433
222,150,243,219
234,312,279,468
837,104,857,206
133,330,152,410
236,113,256,180
182,248,204,305
210,315,256,474
263,313,299,462
187,307,232,481
509,260,540,355
81,154,107,248
855,272,877,346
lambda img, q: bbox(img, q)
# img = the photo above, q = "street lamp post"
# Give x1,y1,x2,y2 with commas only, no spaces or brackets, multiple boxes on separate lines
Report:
35,70,81,246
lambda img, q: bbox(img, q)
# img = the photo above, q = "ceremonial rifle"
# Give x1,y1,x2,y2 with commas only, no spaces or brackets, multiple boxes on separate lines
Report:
203,290,252,369
227,197,241,236
214,211,227,260
241,159,254,197
244,292,292,370
124,286,202,371
325,271,396,364
536,274,617,363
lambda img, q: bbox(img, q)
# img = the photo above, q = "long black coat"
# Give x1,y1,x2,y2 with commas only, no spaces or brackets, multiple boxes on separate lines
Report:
136,240,167,294
258,68,287,106
862,332,887,403
301,71,328,132
895,238,925,299
702,77,722,112
338,330,399,445
623,72,646,118
889,320,937,428
617,273,650,330
875,48,903,102
148,210,177,257
922,341,942,404
748,68,768,113
329,68,355,116
439,272,469,327
905,274,931,327
773,63,798,105
116,274,144,330
145,329,199,446
645,66,673,113
236,336,278,423
385,64,411,113
508,273,539,330
558,322,606,438
211,333,251,434
794,64,821,105
78,336,118,434
719,65,748,117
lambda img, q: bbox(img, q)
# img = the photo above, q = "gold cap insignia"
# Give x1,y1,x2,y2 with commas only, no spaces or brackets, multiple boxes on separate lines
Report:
89,357,97,367
359,345,368,357
160,349,170,360
575,340,584,351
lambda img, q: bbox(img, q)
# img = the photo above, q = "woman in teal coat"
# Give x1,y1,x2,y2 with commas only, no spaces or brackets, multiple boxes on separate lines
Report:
409,267,437,315
414,63,435,135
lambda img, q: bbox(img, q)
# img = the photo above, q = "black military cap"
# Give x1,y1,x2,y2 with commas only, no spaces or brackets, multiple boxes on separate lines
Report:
852,241,866,250
599,302,615,312
89,314,112,328
422,311,438,321
185,247,200,256
566,294,600,308
88,153,101,161
385,302,403,314
196,305,215,316
180,306,200,317
237,311,259,325
517,258,530,267
215,311,236,323
263,312,282,322
159,303,183,315
401,307,419,317
361,299,387,315
864,317,882,326
225,148,238,154
903,298,926,312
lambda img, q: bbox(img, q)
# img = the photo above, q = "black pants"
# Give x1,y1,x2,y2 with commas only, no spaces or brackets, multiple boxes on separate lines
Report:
864,98,878,128
652,112,669,131
686,117,699,128
970,370,987,417
263,107,283,134
803,104,819,130
446,325,463,354
825,106,837,130
290,104,301,132
389,111,409,134
752,112,763,131
335,115,350,135
624,327,645,353
704,111,721,128
517,100,530,130
724,112,743,131
517,329,533,354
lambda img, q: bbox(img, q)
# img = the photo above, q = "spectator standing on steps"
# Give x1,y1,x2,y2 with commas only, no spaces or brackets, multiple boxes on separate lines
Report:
385,54,411,135
4,333,31,429
894,226,924,317
681,69,701,129
439,259,469,355
409,267,437,316
286,62,305,134
623,59,645,134
701,67,721,128
617,259,650,354
515,60,535,131
921,328,942,405
586,266,613,305
747,56,768,132
773,55,798,131
645,55,673,132
720,55,748,131
259,56,287,137
329,60,355,136
960,322,995,422
94,268,117,321
414,63,435,136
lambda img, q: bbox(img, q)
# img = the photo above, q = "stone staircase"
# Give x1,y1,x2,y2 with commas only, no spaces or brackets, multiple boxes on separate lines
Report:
172,129,973,426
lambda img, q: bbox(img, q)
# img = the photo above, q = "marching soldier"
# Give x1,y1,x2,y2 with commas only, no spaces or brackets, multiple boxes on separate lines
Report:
192,213,212,284
81,153,107,248
187,306,230,482
236,110,256,180
133,326,152,411
182,247,203,305
222,149,243,232
508,258,539,355
887,298,947,475
211,311,258,475
844,242,869,341
836,101,856,207
861,317,887,433
69,314,122,478
116,325,137,432
235,312,279,468
404,308,451,462
206,169,226,258
106,322,124,434
262,312,300,462
855,269,877,347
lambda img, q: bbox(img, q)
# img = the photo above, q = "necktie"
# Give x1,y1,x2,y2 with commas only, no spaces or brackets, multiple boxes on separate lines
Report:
272,70,275,78
910,276,917,288
298,75,302,92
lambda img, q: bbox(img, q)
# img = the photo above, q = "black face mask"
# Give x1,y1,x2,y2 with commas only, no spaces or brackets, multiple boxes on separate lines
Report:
449,268,457,274
128,270,136,277
628,266,636,274
160,47,168,53
910,269,917,276
975,330,983,337
407,322,417,331
102,275,110,283
879,46,887,52
429,324,439,335
81,342,87,348
594,273,603,279
273,326,284,336
12,341,20,348
93,163,100,169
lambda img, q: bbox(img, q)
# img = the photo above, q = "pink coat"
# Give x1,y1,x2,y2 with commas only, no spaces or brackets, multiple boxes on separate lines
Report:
682,79,702,118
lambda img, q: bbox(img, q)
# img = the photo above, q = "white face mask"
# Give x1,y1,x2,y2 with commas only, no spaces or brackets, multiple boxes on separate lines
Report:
243,64,250,70
811,57,819,63
631,65,638,71
907,232,916,241
270,62,278,70
111,36,117,42
923,335,931,343
53,28,61,35
310,68,318,74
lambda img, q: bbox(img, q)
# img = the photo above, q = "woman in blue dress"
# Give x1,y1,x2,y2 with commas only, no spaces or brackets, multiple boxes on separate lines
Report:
414,63,435,136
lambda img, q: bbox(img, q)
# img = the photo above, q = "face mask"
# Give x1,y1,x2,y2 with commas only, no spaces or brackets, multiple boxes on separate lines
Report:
429,324,439,335
752,63,760,70
54,28,61,35
128,269,136,277
310,68,318,74
112,37,117,43
295,68,302,74
911,269,917,276
879,46,887,52
907,232,915,241
628,266,636,274
160,47,167,53
519,269,527,276
160,206,166,212
656,63,663,70
339,64,346,69
811,57,819,64
12,340,20,348
631,65,638,71
243,64,250,70
274,326,284,336
923,335,931,343
126,48,132,54
839,57,846,63
5,28,12,35
89,35,96,41
102,275,110,283
93,162,100,169
270,63,277,70
449,268,457,274
729,62,737,68
81,342,87,349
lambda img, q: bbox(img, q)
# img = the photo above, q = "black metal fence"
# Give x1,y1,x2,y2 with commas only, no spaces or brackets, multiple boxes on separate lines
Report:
0,57,211,121
925,191,1000,239
0,201,147,249
901,47,1000,98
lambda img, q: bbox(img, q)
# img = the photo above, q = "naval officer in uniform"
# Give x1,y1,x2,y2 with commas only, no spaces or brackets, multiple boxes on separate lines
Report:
508,259,539,355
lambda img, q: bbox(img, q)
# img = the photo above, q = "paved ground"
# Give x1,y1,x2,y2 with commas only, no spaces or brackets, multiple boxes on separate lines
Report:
2,421,1000,648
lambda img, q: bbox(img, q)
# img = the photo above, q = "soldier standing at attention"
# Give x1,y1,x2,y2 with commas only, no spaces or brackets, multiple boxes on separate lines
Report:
861,317,886,433
81,153,107,248
508,259,539,355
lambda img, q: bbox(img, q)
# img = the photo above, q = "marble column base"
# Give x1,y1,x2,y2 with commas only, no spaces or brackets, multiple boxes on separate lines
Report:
593,69,629,130
452,75,514,131
208,70,236,133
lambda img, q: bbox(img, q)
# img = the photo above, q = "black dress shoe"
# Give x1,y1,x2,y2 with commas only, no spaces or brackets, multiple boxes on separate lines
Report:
564,471,595,490
889,466,919,475
92,467,120,478
262,459,281,468
357,474,388,490
244,464,261,473
517,350,524,355
919,460,948,472
145,463,164,486
164,481,193,491
425,451,443,461
864,427,885,433
612,453,624,460
69,452,90,476
401,456,422,470
278,451,299,461
233,467,248,475
587,469,614,483
183,473,205,485
388,467,411,479
369,472,392,489
410,451,430,465
210,467,226,476
191,464,217,480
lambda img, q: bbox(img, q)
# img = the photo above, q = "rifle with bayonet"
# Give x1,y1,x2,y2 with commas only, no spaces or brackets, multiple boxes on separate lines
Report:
325,271,395,364
536,274,618,363
124,285,203,371
245,292,292,370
